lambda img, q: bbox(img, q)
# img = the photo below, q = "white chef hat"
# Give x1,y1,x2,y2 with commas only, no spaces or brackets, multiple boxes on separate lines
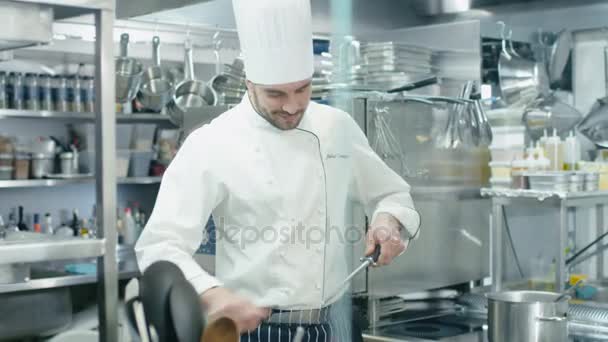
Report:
232,0,314,85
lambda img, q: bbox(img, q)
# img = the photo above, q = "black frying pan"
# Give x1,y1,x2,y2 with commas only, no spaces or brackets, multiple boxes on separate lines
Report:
140,260,186,342
170,277,205,342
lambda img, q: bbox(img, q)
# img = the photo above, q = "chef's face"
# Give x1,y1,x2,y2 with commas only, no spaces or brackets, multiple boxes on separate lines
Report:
247,78,312,130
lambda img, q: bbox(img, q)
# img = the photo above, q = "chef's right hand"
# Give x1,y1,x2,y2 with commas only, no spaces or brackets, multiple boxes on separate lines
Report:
200,287,271,333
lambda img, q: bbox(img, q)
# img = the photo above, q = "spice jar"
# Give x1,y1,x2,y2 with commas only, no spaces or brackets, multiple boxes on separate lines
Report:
25,72,39,110
39,74,53,111
14,153,30,180
0,153,13,167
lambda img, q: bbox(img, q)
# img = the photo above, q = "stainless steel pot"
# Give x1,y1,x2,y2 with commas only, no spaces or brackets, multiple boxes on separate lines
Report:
137,36,174,112
167,40,216,126
487,290,568,342
115,33,143,104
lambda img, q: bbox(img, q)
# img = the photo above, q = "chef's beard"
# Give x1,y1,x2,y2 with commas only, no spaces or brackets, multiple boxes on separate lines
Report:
249,89,306,131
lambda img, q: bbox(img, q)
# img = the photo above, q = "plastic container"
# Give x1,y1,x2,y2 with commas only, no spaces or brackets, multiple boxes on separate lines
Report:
511,171,529,189
490,145,525,163
79,150,130,177
490,177,512,189
491,126,526,147
0,166,13,180
511,159,529,173
74,123,133,150
14,153,30,180
489,161,511,178
129,150,154,177
131,124,156,150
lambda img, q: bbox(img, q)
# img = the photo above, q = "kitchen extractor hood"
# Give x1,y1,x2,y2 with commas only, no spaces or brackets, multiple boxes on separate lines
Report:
116,0,215,19
410,0,473,15
0,1,53,51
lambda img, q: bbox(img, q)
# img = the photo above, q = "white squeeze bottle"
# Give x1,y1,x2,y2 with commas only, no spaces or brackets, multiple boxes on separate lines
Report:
123,208,138,245
539,129,549,151
544,129,564,171
564,131,581,171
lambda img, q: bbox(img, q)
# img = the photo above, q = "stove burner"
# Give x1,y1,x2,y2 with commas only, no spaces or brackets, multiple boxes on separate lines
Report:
383,322,468,339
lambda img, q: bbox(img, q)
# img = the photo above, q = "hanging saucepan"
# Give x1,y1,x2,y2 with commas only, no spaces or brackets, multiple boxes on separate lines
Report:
548,29,572,86
167,40,217,126
137,36,175,112
576,96,608,148
115,33,143,104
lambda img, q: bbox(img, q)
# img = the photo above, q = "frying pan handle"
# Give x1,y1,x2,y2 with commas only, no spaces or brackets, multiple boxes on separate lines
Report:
120,33,129,58
152,36,161,67
125,297,143,335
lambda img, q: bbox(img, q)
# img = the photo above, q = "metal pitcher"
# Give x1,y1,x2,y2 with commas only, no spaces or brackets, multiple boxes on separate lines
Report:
115,33,143,104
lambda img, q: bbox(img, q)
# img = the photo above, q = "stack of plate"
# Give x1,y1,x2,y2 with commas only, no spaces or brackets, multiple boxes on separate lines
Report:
209,57,247,105
360,42,435,90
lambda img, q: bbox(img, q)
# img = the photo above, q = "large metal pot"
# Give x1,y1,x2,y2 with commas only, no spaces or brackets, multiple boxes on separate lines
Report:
487,290,568,342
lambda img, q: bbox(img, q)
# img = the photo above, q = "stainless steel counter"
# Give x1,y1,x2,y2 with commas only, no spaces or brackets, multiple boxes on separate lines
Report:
363,331,488,342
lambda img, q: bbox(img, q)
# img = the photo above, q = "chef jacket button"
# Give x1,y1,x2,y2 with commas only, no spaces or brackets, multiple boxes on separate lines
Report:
280,251,286,258
316,247,322,253
315,283,321,290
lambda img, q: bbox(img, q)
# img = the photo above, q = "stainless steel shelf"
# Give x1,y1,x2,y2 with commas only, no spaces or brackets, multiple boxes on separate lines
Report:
0,109,176,126
481,188,608,207
0,244,139,294
0,238,104,265
0,177,162,188
0,270,137,294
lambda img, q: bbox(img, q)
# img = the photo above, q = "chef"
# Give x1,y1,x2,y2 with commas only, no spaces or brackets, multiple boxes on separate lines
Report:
135,0,420,341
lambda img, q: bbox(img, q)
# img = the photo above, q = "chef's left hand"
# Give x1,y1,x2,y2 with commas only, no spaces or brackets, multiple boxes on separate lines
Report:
365,213,407,266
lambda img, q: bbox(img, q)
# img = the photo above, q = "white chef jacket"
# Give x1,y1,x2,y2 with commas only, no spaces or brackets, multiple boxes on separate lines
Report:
135,94,420,310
